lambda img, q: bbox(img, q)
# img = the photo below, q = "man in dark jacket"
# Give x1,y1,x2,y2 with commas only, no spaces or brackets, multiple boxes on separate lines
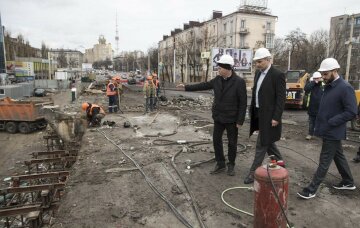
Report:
244,48,286,184
304,72,324,140
177,54,247,176
297,58,357,200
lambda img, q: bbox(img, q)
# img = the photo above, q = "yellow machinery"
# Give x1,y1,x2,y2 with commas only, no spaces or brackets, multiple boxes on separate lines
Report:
351,90,360,131
285,70,310,109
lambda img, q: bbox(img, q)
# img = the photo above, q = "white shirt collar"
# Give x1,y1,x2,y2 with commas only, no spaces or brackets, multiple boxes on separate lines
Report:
262,64,271,74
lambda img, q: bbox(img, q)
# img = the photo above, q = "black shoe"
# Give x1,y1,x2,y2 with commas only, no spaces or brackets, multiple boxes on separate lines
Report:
227,163,235,176
297,189,316,200
210,162,226,174
332,181,356,190
244,172,254,184
353,154,360,163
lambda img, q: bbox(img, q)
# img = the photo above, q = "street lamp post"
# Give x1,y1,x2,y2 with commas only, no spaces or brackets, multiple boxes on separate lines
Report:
345,14,355,82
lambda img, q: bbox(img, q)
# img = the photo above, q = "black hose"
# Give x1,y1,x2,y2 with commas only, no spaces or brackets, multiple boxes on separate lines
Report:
266,163,293,228
97,130,194,228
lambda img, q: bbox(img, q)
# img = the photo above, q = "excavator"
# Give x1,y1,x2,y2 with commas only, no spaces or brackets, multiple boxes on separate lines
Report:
285,70,310,109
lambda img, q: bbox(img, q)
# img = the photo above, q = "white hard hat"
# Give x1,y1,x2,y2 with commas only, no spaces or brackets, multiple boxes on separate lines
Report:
253,48,271,61
217,54,234,66
312,72,322,79
318,58,340,72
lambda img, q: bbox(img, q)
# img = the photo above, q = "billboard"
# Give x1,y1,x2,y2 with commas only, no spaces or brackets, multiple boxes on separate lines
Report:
212,48,252,72
6,61,34,77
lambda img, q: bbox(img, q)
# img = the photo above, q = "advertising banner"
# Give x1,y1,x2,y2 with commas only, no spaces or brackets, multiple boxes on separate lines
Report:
15,61,34,77
212,48,252,72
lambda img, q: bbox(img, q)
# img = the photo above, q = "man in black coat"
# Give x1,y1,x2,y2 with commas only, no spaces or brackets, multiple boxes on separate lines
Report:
177,54,247,176
298,58,357,199
244,48,286,184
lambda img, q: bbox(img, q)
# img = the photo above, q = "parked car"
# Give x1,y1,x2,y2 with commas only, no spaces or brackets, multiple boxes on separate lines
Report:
127,77,136,85
34,88,47,97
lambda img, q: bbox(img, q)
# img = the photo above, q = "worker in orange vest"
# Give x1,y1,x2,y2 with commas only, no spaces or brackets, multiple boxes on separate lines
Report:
106,79,118,113
143,75,156,113
152,73,160,108
81,102,106,127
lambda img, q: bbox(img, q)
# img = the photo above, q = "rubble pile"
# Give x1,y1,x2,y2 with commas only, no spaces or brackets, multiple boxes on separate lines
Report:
164,95,213,109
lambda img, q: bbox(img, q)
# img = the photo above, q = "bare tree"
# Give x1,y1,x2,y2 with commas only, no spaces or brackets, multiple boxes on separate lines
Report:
285,28,309,70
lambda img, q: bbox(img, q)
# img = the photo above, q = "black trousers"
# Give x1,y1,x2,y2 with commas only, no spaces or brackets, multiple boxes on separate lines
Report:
305,139,354,193
249,108,283,172
213,121,238,165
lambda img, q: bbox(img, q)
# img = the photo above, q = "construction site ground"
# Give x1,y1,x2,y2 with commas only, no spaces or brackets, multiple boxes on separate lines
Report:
1,85,360,228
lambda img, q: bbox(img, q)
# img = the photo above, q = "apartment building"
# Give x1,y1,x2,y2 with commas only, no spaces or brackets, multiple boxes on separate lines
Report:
48,49,83,70
158,8,277,83
329,13,360,83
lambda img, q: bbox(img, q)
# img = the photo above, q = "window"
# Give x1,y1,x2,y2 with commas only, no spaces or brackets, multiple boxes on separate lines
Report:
213,25,215,33
356,17,360,25
223,37,226,46
230,36,233,46
223,23,227,33
0,89,4,95
266,22,271,30
240,34,245,48
230,20,233,33
241,20,245,28
266,34,274,49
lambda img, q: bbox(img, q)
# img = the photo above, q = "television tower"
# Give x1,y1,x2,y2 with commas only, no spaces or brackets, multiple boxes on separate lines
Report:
115,11,119,55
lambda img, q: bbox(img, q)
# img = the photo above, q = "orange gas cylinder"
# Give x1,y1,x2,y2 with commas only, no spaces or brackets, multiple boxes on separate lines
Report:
254,164,289,228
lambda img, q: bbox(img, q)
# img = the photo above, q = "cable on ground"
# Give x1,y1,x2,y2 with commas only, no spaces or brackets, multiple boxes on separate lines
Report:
97,129,194,228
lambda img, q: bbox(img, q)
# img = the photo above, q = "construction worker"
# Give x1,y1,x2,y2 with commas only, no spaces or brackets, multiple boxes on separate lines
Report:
112,76,124,113
297,58,357,200
106,79,118,113
143,75,157,113
177,54,247,176
81,102,105,127
152,73,160,108
304,72,324,140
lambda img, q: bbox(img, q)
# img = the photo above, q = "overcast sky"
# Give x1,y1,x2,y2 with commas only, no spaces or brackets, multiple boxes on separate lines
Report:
0,0,359,53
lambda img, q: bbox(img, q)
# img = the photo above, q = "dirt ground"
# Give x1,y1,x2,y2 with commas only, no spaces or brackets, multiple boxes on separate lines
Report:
1,85,360,228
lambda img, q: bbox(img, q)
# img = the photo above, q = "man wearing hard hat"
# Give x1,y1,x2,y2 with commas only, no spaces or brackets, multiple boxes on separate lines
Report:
81,102,105,127
244,47,286,184
177,54,247,176
297,58,357,199
304,72,324,140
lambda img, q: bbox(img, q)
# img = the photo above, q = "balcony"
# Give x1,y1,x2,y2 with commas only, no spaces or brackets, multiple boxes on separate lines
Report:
264,29,275,35
239,27,249,34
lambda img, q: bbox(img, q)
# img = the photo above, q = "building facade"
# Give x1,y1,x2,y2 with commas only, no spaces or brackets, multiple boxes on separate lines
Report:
329,13,360,84
84,35,113,63
158,8,277,83
48,49,83,70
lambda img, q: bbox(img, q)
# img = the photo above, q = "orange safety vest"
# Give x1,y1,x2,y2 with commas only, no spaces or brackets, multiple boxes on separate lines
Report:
106,82,117,96
89,104,105,115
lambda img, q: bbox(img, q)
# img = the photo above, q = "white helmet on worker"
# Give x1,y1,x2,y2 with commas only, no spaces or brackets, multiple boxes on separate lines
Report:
312,72,322,79
217,54,234,67
253,48,271,61
318,58,340,72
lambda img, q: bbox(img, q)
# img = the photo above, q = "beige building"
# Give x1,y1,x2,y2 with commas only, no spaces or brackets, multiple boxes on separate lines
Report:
84,35,113,63
329,13,360,83
48,49,83,70
158,8,277,83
